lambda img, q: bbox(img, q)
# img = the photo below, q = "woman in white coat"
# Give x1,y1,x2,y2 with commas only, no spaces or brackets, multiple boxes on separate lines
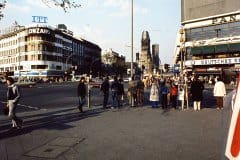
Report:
149,79,159,108
213,77,226,109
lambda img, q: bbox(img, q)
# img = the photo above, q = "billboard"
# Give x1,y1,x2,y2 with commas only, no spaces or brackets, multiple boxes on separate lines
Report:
182,0,240,22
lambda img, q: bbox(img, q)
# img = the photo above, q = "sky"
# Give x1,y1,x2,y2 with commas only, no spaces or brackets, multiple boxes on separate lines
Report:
0,0,181,64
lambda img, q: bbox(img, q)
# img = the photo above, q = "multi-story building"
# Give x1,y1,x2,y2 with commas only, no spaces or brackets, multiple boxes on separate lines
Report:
174,0,240,82
101,48,126,76
0,23,101,80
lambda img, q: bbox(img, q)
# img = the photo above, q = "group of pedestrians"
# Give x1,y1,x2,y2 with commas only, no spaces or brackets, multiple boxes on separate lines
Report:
1,74,228,131
76,74,228,112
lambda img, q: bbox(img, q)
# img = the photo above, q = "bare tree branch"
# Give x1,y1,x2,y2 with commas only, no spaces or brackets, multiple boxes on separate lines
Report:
0,0,6,20
41,0,81,12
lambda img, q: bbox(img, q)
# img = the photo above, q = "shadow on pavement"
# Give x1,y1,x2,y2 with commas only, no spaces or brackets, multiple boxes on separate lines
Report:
0,107,108,140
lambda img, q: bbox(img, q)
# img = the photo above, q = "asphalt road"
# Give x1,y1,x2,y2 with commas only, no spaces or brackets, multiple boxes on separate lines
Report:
0,82,235,160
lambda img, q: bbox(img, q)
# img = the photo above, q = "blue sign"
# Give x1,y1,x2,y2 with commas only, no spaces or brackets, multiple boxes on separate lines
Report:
173,64,180,74
32,16,48,23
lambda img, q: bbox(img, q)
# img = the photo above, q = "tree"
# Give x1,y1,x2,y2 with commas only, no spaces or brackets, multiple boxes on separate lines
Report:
41,0,81,12
0,0,6,20
0,0,81,20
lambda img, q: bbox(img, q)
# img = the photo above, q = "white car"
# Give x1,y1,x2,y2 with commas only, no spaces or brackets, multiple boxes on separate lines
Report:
15,80,36,87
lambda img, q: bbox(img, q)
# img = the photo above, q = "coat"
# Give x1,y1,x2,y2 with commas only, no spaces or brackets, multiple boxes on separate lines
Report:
7,84,21,103
149,83,159,102
213,81,226,97
190,80,204,101
77,82,86,98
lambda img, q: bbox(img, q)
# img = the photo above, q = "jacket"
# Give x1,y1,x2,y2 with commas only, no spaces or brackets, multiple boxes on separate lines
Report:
213,81,226,97
7,84,21,103
150,83,159,101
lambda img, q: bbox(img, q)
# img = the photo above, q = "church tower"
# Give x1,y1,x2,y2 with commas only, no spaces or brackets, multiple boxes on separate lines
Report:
139,31,153,75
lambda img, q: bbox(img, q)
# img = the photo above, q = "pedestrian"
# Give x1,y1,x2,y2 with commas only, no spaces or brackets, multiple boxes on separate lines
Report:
111,76,120,109
213,77,226,109
190,76,204,111
160,80,169,109
100,77,110,109
128,76,137,107
170,81,178,110
136,79,144,106
149,79,159,108
6,77,23,130
77,77,87,112
118,78,125,107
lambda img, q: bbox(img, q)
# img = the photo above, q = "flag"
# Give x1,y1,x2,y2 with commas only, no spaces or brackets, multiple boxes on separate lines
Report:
225,75,240,160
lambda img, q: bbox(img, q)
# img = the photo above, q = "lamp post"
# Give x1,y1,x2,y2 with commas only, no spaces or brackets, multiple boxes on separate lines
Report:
65,53,73,71
179,27,189,110
88,58,101,108
130,0,134,108
18,40,21,83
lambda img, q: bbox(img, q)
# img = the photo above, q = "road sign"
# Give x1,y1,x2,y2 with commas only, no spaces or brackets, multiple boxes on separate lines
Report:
225,74,240,159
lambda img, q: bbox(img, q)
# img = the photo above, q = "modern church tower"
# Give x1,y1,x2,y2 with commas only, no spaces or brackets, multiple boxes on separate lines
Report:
139,31,153,75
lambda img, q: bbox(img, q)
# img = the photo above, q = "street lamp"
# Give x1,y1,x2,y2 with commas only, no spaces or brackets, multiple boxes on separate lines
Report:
130,0,134,107
65,53,73,71
18,40,21,83
87,58,101,108
179,27,189,110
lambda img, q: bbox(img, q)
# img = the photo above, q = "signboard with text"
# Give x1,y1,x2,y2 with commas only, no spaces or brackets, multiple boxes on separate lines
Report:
185,57,240,66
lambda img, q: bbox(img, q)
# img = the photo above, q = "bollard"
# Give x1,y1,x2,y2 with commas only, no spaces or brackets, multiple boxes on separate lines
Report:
88,83,91,108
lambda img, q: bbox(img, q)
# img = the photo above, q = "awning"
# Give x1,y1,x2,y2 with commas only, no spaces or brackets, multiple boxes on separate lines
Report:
229,43,240,52
190,43,240,55
215,44,228,53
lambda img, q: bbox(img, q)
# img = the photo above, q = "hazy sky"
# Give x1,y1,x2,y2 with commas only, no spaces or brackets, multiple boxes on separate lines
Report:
0,0,181,64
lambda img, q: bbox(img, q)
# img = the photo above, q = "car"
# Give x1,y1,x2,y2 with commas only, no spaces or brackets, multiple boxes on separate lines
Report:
15,80,36,88
90,78,103,88
123,77,130,83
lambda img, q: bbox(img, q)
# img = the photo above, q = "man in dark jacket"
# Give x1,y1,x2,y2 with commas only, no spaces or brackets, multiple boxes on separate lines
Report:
190,76,204,111
101,77,110,109
77,77,86,112
111,76,120,108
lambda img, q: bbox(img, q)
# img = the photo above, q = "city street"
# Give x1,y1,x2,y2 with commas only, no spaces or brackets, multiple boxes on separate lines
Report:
0,82,235,160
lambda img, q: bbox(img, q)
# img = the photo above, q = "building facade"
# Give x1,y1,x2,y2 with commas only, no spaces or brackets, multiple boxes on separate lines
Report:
0,23,101,80
101,48,126,76
174,0,240,82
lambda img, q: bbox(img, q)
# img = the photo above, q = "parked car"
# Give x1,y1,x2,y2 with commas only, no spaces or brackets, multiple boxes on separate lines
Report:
123,77,130,83
15,80,36,88
90,78,103,88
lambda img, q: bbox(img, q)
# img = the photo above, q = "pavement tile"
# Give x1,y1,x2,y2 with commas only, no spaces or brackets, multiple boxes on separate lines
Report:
24,144,69,159
48,137,81,147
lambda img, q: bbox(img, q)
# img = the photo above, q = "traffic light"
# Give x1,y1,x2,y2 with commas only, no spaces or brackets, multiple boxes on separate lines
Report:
164,64,169,72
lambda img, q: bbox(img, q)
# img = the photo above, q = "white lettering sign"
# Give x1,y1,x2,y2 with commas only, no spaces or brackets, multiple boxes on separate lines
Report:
185,57,240,66
212,15,238,25
32,16,48,23
28,28,51,34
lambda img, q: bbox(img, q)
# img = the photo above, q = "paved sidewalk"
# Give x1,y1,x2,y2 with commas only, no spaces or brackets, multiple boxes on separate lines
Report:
0,91,234,160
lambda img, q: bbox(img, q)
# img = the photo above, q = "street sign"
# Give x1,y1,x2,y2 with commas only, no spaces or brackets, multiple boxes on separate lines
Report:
173,64,180,74
225,74,240,159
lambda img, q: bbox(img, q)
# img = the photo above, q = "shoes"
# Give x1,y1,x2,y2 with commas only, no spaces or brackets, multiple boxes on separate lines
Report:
78,105,83,112
17,119,23,129
9,127,18,131
217,107,220,110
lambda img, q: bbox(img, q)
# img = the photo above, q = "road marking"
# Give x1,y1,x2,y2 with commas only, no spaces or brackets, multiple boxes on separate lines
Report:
1,101,47,111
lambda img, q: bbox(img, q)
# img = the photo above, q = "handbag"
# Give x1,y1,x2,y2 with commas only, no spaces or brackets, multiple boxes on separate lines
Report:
2,105,9,116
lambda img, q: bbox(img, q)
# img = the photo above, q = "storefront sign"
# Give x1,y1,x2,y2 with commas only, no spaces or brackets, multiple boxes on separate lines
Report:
28,28,51,34
212,15,239,25
186,57,240,66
